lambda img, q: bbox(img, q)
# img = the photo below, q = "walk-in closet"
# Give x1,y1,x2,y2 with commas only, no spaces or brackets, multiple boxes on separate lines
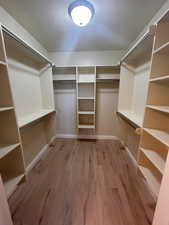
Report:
0,1,169,225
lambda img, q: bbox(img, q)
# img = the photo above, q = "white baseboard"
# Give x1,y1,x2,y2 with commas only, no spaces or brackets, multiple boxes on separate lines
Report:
126,147,138,167
26,135,56,174
55,134,77,139
55,133,119,140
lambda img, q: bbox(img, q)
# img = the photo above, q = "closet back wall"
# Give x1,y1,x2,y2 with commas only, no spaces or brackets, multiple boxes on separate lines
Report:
52,64,121,138
49,51,124,66
54,81,77,136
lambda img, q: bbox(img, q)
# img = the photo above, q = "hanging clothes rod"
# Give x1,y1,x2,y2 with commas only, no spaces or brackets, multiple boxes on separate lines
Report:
2,25,53,66
120,25,155,63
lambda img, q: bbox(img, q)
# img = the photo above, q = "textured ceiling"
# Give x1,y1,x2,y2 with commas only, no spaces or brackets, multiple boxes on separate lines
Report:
0,0,166,51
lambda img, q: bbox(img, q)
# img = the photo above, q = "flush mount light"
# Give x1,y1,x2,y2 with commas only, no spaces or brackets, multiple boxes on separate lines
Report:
68,0,95,27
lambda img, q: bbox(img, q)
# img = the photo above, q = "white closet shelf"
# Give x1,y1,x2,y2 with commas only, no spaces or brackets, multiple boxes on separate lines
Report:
0,107,14,112
153,41,169,55
18,109,55,128
118,111,142,128
53,75,76,81
139,166,160,198
78,81,95,84
78,97,95,100
96,74,120,80
144,128,169,148
78,125,95,129
4,174,24,197
147,105,169,114
0,143,20,159
140,148,165,174
0,60,7,66
78,111,95,115
150,75,169,84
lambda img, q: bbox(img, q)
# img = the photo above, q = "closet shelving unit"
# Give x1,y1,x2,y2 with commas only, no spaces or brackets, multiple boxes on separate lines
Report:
118,32,154,128
76,66,96,130
0,25,56,196
138,11,169,199
3,31,55,128
0,27,25,197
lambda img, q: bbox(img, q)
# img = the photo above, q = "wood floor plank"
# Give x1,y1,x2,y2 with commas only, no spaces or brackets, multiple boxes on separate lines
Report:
9,139,156,225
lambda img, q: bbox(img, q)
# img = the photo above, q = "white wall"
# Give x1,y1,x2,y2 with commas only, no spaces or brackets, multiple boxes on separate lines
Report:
0,7,48,57
8,60,43,118
54,82,77,135
96,83,120,136
49,51,124,66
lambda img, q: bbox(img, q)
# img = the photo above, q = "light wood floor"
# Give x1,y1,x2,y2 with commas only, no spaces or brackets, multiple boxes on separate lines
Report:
9,139,156,225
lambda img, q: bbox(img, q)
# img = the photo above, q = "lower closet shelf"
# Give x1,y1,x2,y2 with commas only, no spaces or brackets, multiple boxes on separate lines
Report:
140,148,165,174
78,111,95,115
144,128,169,148
4,174,24,197
117,111,142,128
0,143,20,159
139,166,161,198
78,97,95,100
78,125,95,129
18,109,55,128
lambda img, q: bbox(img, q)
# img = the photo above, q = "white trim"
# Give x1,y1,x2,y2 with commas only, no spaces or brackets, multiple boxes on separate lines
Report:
26,135,56,174
55,133,119,140
120,31,150,63
55,134,77,139
124,145,138,167
52,64,120,67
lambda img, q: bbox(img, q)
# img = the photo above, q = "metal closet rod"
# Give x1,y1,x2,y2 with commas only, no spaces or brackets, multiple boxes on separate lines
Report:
2,25,53,66
120,30,151,63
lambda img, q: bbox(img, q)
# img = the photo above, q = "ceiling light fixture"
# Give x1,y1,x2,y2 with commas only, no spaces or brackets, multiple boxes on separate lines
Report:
68,0,95,27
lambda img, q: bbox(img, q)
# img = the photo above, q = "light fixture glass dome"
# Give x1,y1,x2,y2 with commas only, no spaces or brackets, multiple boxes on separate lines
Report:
68,0,95,27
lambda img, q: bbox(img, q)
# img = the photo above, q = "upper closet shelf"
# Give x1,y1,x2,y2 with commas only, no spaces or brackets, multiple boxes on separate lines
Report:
53,75,76,81
3,27,52,70
78,97,95,100
147,105,169,114
78,125,95,129
144,128,169,148
117,111,142,128
78,75,95,83
96,66,120,81
53,66,76,81
0,107,14,112
18,109,55,128
96,74,120,81
78,111,95,115
150,75,169,84
0,61,7,66
153,41,169,55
